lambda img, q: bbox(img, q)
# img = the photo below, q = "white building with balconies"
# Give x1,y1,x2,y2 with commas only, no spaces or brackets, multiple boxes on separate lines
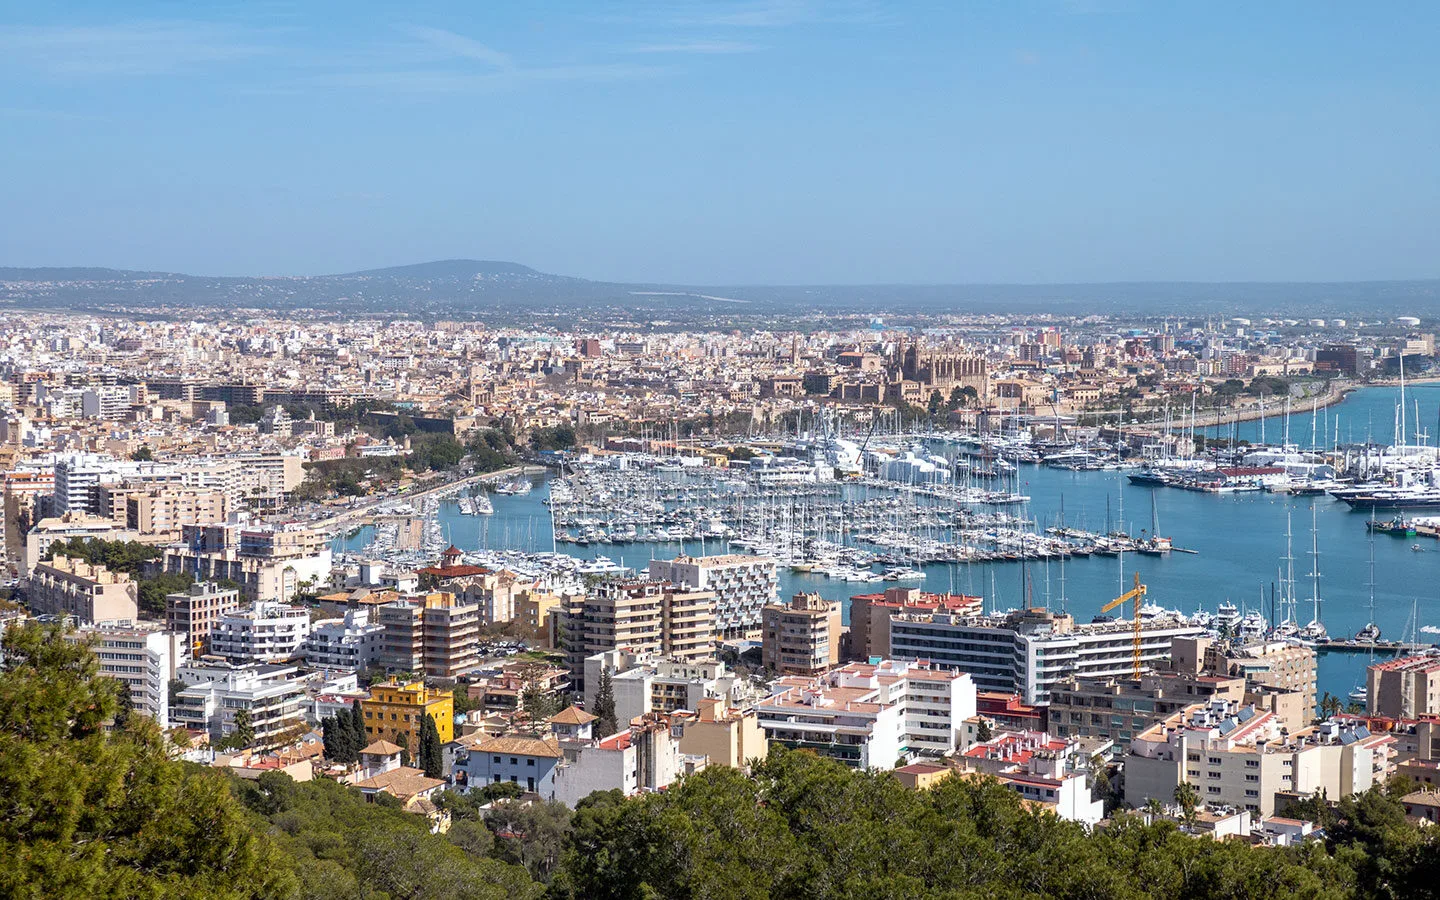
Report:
210,601,312,664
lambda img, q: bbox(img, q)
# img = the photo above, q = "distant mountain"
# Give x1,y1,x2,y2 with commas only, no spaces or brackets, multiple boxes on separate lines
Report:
2,260,1439,319
338,259,551,280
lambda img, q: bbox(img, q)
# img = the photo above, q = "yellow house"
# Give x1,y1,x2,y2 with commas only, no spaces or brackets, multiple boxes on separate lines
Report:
361,679,454,754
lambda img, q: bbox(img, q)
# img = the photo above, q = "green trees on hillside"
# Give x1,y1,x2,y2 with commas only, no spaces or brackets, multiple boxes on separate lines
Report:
0,622,297,898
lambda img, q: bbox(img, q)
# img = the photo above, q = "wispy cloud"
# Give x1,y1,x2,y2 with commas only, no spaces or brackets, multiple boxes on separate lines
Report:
661,0,891,28
0,21,274,76
404,25,513,70
629,40,763,54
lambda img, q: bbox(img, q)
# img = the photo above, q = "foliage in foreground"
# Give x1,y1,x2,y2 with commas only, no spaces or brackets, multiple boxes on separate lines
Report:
6,622,1440,900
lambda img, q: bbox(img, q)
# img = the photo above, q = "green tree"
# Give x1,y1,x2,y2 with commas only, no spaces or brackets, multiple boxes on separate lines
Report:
350,697,368,751
230,708,255,750
592,668,618,739
0,622,298,898
130,445,154,461
1174,779,1200,828
419,713,444,779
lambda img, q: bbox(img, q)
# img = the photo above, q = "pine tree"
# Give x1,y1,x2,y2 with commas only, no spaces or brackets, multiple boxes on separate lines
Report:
322,715,339,759
419,713,443,779
350,698,367,752
593,668,618,739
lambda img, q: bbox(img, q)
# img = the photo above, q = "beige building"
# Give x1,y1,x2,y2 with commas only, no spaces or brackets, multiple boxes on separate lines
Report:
377,592,481,678
1368,655,1440,719
28,555,138,625
1124,699,1393,817
761,591,841,675
1047,670,1246,753
673,697,769,770
96,483,229,535
166,581,243,655
561,578,717,692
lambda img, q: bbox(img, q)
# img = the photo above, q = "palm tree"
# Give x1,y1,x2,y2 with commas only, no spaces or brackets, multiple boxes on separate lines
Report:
1318,691,1342,721
1173,780,1200,829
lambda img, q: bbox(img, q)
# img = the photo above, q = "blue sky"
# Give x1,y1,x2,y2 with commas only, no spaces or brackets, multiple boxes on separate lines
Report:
1,1,1437,284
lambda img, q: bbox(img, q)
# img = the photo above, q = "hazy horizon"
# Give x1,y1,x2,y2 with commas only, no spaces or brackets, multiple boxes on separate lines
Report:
3,2,1438,285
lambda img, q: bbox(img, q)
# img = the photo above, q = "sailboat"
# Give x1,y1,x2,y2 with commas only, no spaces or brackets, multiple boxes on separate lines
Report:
1296,504,1328,644
1137,491,1173,555
1273,512,1300,639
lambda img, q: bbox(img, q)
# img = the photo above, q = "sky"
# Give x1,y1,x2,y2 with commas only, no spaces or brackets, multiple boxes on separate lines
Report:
1,1,1437,285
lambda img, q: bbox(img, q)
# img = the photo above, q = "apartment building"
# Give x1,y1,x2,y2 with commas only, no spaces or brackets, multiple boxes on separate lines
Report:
1368,655,1440,719
361,679,455,754
76,621,188,728
163,523,331,603
1124,699,1394,816
27,555,138,625
1047,670,1246,754
165,581,243,655
51,454,181,515
671,696,770,770
21,512,141,577
302,607,386,672
583,648,758,725
847,587,983,661
1199,638,1318,722
880,607,1207,704
761,591,841,675
376,592,481,678
95,483,228,535
647,554,777,640
560,578,717,692
173,661,308,745
550,714,704,808
951,731,1105,825
209,601,312,664
755,659,977,769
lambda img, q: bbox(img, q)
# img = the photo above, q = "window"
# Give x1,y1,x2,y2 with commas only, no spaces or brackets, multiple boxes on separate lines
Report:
493,755,501,763
1207,787,1221,795
1245,790,1258,797
510,757,518,765
527,758,535,767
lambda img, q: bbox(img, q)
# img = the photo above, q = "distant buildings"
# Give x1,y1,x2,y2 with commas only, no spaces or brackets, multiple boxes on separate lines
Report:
163,523,331,603
583,649,758,726
301,607,385,672
376,591,480,678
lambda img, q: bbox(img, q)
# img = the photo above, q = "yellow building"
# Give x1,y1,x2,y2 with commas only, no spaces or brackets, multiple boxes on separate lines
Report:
361,679,454,754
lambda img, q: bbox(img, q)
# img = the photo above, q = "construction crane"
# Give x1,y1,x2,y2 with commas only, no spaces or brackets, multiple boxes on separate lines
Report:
1101,571,1147,678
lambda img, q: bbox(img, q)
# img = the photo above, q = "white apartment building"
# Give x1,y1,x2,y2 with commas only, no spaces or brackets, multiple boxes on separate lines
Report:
956,731,1106,826
81,385,134,420
302,607,385,672
755,658,976,769
584,648,760,726
1125,699,1394,816
51,453,181,515
647,554,777,640
550,715,705,808
210,601,312,664
172,661,307,744
77,622,189,729
882,607,1207,705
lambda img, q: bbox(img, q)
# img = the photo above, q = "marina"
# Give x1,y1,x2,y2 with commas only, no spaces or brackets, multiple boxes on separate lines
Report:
335,384,1440,705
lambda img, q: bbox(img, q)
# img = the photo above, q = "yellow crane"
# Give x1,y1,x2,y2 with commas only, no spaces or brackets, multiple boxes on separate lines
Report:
1101,571,1147,678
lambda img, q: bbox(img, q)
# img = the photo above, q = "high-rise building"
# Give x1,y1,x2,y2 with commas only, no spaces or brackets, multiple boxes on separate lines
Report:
647,554,776,640
302,607,386,672
210,601,312,664
376,592,481,678
165,581,242,655
761,591,841,675
880,607,1207,705
74,622,188,728
560,578,716,692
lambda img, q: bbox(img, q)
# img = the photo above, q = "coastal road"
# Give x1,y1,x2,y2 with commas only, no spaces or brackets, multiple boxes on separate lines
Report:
311,464,543,535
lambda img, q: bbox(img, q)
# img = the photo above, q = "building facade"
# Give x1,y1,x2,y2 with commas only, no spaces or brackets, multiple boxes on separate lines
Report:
361,679,455,754
761,591,841,675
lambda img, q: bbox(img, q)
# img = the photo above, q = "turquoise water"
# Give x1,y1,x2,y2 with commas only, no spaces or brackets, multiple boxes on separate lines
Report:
340,385,1440,705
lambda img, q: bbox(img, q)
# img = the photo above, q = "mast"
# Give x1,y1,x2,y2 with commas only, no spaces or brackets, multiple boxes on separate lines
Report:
1307,503,1322,629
